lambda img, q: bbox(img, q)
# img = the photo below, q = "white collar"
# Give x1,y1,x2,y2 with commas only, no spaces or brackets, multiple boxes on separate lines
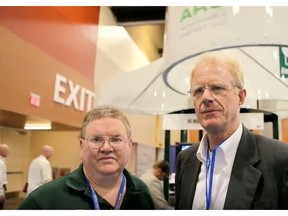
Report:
196,123,243,164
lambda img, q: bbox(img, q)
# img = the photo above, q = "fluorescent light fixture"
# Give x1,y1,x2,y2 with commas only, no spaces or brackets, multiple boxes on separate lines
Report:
24,123,52,130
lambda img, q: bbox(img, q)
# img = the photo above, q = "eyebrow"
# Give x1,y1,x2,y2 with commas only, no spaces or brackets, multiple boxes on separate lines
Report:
193,81,231,86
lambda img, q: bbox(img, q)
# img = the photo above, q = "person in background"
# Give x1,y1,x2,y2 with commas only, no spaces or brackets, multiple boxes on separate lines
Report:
26,145,54,196
18,105,155,210
0,144,9,210
140,160,172,209
175,51,288,210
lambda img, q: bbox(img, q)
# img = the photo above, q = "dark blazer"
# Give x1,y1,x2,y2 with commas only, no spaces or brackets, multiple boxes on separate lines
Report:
175,125,288,209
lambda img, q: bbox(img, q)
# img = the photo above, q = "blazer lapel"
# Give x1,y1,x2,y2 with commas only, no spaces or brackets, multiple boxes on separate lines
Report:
224,126,262,209
181,149,201,208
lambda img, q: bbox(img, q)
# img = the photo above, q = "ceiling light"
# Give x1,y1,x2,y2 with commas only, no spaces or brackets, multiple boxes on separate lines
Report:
24,123,51,130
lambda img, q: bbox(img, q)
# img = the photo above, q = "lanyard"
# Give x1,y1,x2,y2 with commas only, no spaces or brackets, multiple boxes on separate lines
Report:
205,143,220,210
87,173,126,210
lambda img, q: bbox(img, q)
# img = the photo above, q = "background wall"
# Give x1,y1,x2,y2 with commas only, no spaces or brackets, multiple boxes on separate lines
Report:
0,7,98,128
30,131,81,170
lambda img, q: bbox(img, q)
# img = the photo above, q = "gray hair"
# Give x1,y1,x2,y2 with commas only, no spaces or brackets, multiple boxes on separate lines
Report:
191,52,244,89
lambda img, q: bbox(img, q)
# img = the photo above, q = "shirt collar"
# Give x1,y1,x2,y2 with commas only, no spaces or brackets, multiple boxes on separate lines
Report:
196,123,243,164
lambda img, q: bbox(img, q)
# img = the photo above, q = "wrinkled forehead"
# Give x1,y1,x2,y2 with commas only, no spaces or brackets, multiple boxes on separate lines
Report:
192,58,229,74
192,62,234,84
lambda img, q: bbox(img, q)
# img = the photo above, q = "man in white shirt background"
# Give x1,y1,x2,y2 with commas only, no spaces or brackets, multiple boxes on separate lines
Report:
0,143,9,210
26,145,54,196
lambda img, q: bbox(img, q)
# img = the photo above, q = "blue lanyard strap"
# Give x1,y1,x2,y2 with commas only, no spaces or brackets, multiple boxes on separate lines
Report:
205,136,230,210
87,173,126,210
206,137,229,210
205,145,218,210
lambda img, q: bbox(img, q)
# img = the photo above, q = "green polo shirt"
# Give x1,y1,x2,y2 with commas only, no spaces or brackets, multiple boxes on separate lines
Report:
18,164,155,210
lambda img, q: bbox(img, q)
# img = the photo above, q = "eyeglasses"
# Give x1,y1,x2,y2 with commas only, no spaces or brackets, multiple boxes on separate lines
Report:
82,135,127,150
188,83,238,99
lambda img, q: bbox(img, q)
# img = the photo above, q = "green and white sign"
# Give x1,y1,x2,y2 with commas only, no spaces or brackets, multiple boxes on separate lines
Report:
279,47,288,78
165,7,288,69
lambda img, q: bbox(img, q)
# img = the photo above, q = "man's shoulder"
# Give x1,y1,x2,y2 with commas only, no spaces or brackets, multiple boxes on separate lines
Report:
125,171,151,191
127,172,143,184
31,155,43,162
243,128,288,155
178,143,199,157
255,134,288,150
29,171,72,195
139,172,158,185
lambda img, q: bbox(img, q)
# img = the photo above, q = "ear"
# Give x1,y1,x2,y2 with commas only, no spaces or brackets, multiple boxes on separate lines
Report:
238,88,247,105
79,138,84,149
127,138,132,148
155,168,162,175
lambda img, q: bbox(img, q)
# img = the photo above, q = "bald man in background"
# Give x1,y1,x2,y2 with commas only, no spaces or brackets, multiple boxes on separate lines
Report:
0,144,10,210
26,145,54,196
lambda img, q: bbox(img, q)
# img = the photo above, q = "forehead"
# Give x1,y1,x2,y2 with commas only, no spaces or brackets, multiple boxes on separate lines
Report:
192,61,233,84
85,117,126,135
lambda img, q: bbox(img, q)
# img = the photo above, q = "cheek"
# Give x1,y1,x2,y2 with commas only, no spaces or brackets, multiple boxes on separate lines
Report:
123,146,131,161
79,141,84,160
224,100,239,117
193,100,202,111
228,96,240,108
194,106,202,119
80,146,93,162
80,148,85,161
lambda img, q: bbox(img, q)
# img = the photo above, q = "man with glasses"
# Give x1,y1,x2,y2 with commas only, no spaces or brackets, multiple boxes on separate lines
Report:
175,51,288,210
19,106,155,210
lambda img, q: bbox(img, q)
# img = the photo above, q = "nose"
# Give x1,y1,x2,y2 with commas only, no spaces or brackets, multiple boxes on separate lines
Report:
100,139,113,150
200,87,216,105
202,87,214,98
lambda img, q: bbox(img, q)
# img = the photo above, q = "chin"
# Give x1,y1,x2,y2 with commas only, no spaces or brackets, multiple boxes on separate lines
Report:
99,168,118,175
202,121,221,131
100,163,120,171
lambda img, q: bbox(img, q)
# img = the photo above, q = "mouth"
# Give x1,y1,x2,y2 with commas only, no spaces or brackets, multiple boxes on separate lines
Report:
202,109,218,114
98,156,116,161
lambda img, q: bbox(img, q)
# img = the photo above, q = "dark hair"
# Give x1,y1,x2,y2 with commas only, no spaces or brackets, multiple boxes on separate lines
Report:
153,160,170,174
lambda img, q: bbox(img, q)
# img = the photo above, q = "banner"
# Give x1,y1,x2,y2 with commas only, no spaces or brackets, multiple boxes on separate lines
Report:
164,6,288,66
